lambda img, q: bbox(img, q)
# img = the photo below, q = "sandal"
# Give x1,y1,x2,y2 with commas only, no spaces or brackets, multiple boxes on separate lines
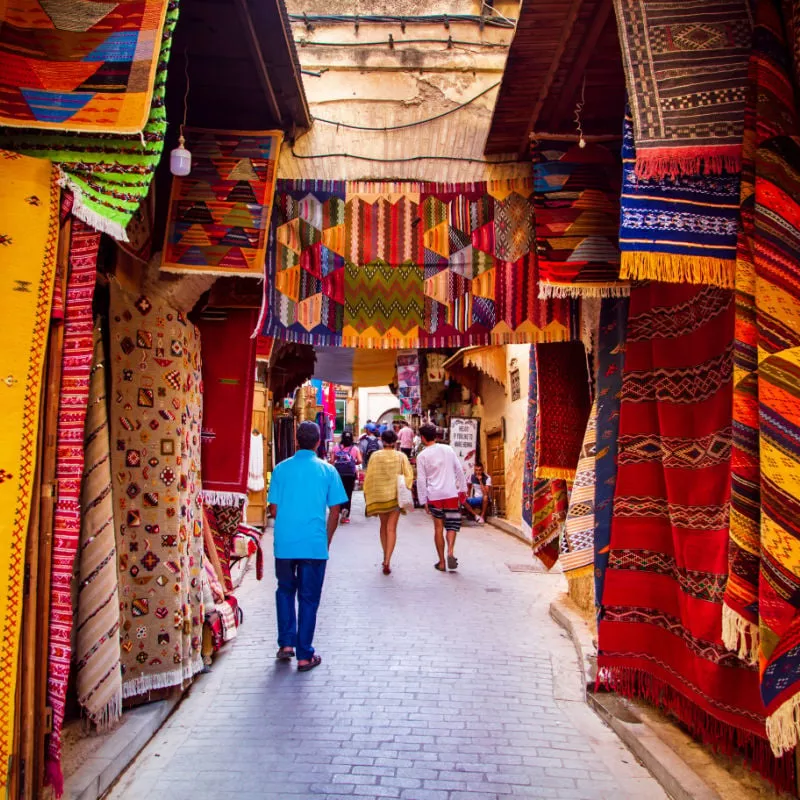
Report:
297,654,322,672
434,562,447,572
276,648,294,661
382,563,391,575
447,555,459,571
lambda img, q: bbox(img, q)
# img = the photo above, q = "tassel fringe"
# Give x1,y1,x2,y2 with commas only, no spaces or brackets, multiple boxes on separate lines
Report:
536,465,577,481
620,252,735,288
202,490,248,508
57,172,130,242
121,655,204,699
539,283,631,299
634,148,742,180
766,694,800,757
721,604,759,666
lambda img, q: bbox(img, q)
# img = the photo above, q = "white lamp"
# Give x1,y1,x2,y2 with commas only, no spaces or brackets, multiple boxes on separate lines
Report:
170,135,191,176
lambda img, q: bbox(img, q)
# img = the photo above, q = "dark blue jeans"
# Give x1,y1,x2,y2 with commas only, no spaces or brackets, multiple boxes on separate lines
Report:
275,558,327,661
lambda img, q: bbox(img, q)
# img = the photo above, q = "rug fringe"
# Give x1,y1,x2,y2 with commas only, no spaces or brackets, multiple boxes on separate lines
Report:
538,283,631,299
202,490,248,508
620,252,735,288
58,172,130,243
536,466,577,481
633,148,742,180
121,655,203,699
721,604,759,666
160,265,262,278
766,694,800,757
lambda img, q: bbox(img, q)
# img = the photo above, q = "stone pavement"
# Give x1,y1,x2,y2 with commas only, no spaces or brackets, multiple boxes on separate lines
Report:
108,495,667,800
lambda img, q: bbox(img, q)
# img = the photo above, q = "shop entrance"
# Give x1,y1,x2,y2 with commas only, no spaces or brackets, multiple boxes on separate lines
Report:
486,429,506,517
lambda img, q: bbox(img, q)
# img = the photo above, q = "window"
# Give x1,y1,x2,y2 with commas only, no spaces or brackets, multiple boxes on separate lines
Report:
334,399,347,435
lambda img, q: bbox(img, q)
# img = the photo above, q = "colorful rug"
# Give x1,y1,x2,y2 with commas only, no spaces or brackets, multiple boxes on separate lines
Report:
160,128,283,277
560,403,597,577
75,323,121,731
533,140,626,298
204,502,245,594
396,350,421,415
0,150,59,797
197,310,257,504
109,281,204,698
619,111,739,288
614,0,752,179
594,296,629,610
261,179,575,348
45,217,99,792
598,282,795,791
0,0,179,240
312,347,397,387
534,341,591,480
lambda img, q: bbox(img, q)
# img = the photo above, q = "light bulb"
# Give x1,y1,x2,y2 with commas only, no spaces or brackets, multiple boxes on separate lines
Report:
578,137,586,149
170,135,192,176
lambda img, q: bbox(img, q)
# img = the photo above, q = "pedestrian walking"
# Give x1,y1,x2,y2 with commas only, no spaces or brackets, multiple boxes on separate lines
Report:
359,423,381,467
330,431,361,524
363,429,414,575
415,423,468,572
268,421,348,672
398,421,415,459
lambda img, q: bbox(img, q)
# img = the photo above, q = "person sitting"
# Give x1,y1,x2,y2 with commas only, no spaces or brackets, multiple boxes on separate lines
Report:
463,462,492,524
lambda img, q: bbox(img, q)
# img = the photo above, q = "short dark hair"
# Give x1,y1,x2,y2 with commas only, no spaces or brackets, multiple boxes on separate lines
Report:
474,462,483,469
381,429,397,445
419,423,437,443
296,421,320,450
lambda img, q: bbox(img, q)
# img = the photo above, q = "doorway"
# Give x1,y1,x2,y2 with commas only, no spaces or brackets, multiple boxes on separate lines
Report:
486,429,506,517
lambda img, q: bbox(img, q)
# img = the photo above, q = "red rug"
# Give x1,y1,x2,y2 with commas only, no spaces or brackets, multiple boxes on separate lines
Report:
45,218,99,791
198,310,258,503
598,282,795,791
534,341,591,480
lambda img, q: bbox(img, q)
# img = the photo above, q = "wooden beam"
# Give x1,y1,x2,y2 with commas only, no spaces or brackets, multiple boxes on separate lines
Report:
541,0,613,133
516,0,585,157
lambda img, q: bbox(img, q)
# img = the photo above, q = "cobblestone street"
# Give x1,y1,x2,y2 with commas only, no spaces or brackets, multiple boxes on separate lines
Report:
108,497,666,800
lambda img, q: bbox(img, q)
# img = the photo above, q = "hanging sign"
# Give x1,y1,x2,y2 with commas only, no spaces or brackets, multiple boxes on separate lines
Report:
450,417,479,479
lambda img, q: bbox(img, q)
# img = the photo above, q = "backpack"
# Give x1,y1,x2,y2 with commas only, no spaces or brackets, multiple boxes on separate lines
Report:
333,445,357,476
363,437,380,467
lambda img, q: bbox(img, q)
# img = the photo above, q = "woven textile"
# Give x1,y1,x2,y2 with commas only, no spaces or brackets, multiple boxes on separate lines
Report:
534,341,591,480
109,282,204,698
75,323,121,730
312,347,397,387
594,297,629,609
204,501,244,594
0,0,179,241
197,310,257,502
533,141,626,298
45,217,99,791
614,0,752,179
161,129,283,277
598,283,795,791
560,404,597,576
261,179,574,348
0,151,58,795
0,0,169,134
619,111,739,288
396,350,421,415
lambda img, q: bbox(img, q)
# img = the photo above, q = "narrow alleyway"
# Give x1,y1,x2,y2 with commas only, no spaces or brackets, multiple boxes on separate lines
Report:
108,497,666,800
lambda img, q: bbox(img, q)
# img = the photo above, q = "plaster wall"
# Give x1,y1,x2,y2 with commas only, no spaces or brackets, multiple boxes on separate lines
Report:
358,386,399,432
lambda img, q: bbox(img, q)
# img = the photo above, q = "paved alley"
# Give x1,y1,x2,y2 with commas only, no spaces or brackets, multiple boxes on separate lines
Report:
108,497,666,800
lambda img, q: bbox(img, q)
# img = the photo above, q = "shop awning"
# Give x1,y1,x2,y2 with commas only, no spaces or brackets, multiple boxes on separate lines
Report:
443,346,507,395
312,347,397,388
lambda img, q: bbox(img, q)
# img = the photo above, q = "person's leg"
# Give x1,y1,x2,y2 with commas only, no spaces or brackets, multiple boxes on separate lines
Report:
341,474,355,518
384,510,399,567
465,497,481,518
296,559,327,666
445,510,462,568
480,495,489,519
379,512,389,558
274,558,298,654
433,513,446,569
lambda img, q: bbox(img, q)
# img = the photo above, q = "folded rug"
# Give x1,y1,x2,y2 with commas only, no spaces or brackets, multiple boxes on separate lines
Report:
614,0,752,179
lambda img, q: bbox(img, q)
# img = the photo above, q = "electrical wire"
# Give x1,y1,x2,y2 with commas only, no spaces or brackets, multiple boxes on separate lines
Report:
180,48,190,141
312,82,501,132
296,37,509,48
288,147,522,165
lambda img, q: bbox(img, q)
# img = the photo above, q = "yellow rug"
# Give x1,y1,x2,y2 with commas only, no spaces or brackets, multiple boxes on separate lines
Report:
0,151,59,790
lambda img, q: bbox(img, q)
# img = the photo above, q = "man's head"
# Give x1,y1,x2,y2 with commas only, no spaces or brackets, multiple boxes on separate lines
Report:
367,423,377,435
419,423,437,444
297,420,321,451
473,462,484,479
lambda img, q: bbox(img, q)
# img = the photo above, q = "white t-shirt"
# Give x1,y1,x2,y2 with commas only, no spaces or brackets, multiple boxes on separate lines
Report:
469,473,492,499
415,443,468,505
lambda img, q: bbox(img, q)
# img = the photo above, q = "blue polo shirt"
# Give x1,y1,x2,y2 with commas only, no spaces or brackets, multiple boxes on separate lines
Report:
268,449,348,560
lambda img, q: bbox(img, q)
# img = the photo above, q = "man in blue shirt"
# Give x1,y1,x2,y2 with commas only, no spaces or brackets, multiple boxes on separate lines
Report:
268,421,347,672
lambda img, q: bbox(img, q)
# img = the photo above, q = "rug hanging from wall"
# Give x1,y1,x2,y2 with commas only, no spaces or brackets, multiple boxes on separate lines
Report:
0,151,59,796
44,218,99,794
260,179,576,349
533,140,626,298
597,282,795,791
396,350,421,415
0,0,179,240
613,0,752,179
109,281,205,698
160,129,283,277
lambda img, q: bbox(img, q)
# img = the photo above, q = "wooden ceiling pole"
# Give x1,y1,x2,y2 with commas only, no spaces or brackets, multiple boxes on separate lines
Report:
516,0,585,157
542,0,613,133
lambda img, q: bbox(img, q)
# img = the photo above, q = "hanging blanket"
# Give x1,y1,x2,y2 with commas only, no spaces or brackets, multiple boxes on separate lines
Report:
619,111,739,288
533,140,626,298
312,347,397,387
204,502,245,594
594,297,629,610
613,0,752,179
109,281,204,698
597,282,795,792
261,179,575,348
0,0,179,240
160,128,283,277
396,350,421,415
534,341,591,480
45,218,99,793
74,323,121,733
0,151,58,796
197,310,257,504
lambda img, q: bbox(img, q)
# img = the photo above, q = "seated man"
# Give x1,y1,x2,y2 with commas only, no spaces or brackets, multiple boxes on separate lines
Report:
464,462,492,524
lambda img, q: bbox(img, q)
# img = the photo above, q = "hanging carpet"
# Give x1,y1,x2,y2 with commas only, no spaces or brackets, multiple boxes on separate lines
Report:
618,111,739,288
597,282,795,792
396,350,421,415
45,217,99,793
0,151,59,796
613,0,752,179
312,347,397,387
0,0,179,240
160,128,283,278
533,140,626,298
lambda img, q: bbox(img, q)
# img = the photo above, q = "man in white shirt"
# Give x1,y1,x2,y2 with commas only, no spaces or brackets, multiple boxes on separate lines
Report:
415,423,468,572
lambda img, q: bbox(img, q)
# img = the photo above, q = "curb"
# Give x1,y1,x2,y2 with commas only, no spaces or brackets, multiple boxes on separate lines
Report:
487,516,532,546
